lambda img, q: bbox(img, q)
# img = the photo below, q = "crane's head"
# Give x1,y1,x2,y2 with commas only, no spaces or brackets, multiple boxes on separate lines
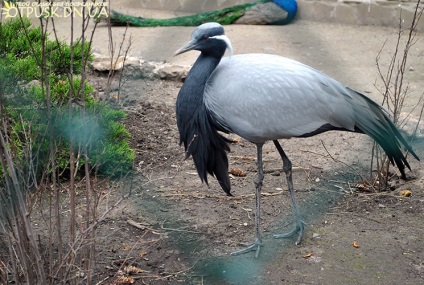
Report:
175,22,233,57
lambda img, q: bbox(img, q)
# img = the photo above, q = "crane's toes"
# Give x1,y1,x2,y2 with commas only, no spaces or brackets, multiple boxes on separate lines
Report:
230,239,262,258
273,220,306,245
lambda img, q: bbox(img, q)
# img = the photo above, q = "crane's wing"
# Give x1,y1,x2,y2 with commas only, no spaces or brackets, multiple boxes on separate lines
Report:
204,53,358,143
204,53,419,178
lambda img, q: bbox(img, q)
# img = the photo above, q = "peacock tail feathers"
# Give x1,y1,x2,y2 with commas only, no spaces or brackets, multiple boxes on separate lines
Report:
108,0,297,27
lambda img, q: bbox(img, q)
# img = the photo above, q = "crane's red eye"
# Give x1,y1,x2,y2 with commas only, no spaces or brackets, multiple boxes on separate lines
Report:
202,35,209,40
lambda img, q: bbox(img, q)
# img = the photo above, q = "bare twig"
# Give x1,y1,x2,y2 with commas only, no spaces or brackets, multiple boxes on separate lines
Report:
372,0,423,190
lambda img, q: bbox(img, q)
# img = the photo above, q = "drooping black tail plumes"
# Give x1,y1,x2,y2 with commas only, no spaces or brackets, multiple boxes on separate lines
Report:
349,89,419,178
177,103,232,195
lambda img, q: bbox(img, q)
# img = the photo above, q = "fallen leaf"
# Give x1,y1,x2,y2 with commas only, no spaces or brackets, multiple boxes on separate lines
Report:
353,241,360,248
115,276,135,284
355,183,370,192
400,189,412,197
124,265,144,274
229,168,247,177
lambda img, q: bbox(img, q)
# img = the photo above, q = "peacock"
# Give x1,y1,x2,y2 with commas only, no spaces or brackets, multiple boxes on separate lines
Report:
108,0,297,27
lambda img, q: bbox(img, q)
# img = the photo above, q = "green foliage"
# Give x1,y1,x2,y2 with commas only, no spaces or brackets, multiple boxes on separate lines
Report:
50,103,135,178
0,17,134,181
0,17,91,80
88,104,135,177
30,76,95,105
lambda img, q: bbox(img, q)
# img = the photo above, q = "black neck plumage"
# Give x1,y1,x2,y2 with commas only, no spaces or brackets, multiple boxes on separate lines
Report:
175,51,232,196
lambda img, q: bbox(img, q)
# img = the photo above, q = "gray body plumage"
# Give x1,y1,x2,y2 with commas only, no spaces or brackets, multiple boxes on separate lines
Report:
204,54,357,143
203,52,418,178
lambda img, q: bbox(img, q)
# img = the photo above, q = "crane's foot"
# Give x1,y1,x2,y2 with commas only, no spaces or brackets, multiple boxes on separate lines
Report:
230,238,262,258
273,220,306,245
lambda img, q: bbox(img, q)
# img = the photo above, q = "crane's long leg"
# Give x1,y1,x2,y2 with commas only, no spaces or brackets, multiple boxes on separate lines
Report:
231,143,264,257
272,140,305,245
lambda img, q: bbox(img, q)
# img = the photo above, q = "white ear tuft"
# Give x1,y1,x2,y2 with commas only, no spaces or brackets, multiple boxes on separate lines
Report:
210,35,233,57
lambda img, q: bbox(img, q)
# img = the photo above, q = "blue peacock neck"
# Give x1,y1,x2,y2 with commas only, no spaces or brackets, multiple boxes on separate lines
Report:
273,0,297,24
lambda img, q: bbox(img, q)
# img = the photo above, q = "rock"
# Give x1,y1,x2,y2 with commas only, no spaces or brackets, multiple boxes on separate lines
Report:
24,79,41,89
157,64,189,81
234,2,289,25
90,53,127,71
90,53,189,81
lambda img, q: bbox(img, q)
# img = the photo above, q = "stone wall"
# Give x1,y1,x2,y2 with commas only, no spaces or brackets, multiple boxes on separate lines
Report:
298,0,423,31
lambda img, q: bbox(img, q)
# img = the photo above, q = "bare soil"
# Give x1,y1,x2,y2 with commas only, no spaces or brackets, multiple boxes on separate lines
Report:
5,7,424,284
87,72,424,285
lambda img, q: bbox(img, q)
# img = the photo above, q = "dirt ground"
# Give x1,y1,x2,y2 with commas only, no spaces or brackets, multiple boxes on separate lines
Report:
62,6,424,281
23,9,423,284
86,47,424,284
0,1,421,283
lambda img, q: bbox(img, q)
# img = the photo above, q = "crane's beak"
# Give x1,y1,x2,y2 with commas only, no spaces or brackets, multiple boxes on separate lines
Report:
174,39,197,56
174,35,233,57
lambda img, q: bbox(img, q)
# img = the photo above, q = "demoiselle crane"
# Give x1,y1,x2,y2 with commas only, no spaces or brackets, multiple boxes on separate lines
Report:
175,22,419,257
